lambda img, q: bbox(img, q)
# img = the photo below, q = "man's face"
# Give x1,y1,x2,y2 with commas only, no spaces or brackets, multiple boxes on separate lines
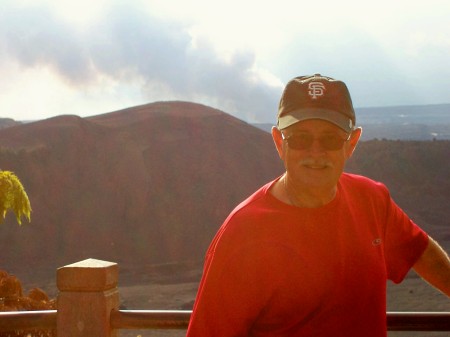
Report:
273,119,361,194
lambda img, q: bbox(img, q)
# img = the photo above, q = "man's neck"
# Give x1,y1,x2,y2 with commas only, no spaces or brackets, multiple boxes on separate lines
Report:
273,174,337,208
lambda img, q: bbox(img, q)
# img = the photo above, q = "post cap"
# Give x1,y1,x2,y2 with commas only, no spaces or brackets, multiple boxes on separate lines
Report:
57,258,118,292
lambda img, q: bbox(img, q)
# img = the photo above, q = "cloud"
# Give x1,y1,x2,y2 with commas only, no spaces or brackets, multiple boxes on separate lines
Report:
0,4,91,84
1,0,449,121
0,1,282,122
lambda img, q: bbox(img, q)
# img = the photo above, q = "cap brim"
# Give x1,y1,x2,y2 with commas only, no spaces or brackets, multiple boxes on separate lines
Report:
278,109,353,133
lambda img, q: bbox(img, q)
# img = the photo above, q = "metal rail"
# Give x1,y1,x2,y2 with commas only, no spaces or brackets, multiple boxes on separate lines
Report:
386,311,450,331
1,310,450,331
0,310,57,330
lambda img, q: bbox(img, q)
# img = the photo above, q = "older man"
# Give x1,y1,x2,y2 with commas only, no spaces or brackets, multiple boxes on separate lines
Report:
187,74,450,337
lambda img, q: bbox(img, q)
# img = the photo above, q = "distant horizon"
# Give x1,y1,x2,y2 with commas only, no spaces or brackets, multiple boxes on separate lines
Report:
2,100,449,142
3,101,450,124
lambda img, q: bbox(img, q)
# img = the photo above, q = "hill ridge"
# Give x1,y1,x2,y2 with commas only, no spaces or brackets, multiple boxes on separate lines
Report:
0,101,448,286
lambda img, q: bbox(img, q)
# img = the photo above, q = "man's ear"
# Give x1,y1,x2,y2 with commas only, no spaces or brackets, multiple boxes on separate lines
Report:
346,127,362,159
271,126,284,159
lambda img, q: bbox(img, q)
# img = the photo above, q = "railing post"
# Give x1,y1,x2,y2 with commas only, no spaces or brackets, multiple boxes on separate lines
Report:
56,258,119,337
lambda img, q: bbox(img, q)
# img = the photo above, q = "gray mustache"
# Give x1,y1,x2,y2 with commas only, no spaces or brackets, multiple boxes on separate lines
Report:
299,159,333,168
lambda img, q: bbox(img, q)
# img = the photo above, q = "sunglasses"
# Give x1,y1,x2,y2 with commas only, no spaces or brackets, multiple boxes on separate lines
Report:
281,131,351,151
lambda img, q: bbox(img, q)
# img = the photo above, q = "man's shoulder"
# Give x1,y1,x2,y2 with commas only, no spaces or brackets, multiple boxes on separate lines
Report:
218,178,280,232
207,179,278,254
229,179,276,216
340,172,390,199
341,172,384,187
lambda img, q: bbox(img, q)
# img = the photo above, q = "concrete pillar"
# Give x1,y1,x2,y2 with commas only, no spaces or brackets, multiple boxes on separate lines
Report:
56,258,119,337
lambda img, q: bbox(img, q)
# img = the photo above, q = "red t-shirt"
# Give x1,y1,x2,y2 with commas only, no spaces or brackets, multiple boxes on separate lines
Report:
187,173,429,337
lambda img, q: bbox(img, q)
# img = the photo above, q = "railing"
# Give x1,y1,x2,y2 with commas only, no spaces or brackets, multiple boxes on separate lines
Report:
0,259,449,336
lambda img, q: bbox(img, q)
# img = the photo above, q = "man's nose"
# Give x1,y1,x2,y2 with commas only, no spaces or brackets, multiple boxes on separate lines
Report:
308,138,327,154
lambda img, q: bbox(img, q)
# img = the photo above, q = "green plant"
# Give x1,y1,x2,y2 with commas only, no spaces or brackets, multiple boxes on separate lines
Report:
0,171,31,225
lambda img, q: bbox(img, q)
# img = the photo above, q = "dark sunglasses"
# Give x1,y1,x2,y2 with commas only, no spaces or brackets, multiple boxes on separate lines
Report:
281,131,352,151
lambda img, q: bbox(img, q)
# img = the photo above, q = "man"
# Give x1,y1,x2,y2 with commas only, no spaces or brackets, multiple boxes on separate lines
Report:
186,74,450,336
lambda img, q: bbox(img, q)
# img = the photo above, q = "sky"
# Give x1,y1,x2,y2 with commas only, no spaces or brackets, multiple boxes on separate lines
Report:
1,0,449,123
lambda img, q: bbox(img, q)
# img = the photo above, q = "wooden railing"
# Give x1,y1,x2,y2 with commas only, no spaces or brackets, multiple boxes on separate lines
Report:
0,259,449,335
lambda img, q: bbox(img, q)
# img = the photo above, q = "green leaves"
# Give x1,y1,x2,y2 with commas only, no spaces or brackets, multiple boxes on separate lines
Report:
0,171,31,225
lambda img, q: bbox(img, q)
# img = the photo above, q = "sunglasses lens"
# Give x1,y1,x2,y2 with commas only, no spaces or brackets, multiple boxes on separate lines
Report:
320,135,346,150
287,134,313,150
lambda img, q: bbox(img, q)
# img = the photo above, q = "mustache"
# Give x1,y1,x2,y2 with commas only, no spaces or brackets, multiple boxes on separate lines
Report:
299,159,333,168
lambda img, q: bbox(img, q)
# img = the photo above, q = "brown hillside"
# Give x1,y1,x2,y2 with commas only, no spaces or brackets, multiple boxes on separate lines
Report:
0,101,284,280
0,102,448,286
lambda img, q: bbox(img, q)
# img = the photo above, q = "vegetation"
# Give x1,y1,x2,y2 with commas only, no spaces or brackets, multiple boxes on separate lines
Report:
0,171,44,335
0,171,31,225
0,270,55,337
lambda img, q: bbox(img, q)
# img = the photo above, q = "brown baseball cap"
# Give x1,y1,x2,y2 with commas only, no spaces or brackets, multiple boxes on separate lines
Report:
277,74,355,133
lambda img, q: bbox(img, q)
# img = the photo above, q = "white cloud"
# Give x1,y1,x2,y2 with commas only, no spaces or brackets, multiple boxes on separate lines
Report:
0,0,449,121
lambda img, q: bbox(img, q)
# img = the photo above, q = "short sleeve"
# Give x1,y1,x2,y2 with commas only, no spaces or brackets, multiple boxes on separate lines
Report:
383,193,429,283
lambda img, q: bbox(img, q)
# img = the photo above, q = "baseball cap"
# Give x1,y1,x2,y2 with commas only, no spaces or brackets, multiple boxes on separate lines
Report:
277,74,355,133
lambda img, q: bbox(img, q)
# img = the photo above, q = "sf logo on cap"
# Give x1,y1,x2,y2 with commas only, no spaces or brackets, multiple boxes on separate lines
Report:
308,81,325,99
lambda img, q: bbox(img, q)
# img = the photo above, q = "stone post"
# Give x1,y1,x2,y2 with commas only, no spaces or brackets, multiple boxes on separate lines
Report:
56,258,119,337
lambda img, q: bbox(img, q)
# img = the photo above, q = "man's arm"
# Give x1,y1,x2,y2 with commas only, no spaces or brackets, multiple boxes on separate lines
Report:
413,236,450,297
